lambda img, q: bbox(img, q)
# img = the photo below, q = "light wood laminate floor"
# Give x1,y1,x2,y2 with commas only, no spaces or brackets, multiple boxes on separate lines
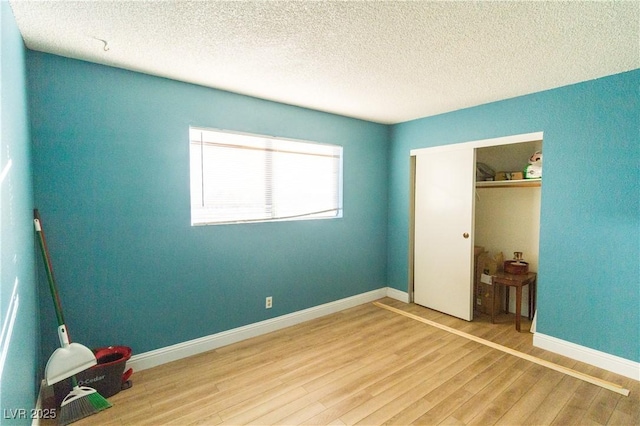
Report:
43,298,639,425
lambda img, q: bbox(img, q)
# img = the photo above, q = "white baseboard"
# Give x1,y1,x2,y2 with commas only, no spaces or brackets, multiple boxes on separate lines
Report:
533,332,640,381
128,288,388,372
386,287,410,303
31,380,50,426
32,381,43,426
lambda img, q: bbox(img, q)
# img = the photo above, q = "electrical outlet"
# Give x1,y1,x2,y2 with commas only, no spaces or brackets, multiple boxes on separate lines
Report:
265,296,272,309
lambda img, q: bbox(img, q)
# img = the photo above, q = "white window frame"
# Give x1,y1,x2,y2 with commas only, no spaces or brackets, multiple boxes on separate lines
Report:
189,127,343,226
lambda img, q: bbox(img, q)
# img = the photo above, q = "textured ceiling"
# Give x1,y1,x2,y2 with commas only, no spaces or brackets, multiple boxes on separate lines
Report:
9,0,640,124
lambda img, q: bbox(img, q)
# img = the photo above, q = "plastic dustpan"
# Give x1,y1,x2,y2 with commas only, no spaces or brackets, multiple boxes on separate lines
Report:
45,325,97,386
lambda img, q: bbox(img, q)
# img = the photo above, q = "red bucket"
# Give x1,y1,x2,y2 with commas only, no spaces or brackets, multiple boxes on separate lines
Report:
53,346,133,406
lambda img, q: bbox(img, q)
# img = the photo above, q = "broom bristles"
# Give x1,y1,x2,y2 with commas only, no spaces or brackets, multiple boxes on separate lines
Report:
85,389,112,411
59,385,112,425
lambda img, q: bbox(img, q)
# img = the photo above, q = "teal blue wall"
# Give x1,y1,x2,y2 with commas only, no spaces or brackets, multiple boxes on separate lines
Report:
0,1,39,423
388,70,640,362
27,52,389,356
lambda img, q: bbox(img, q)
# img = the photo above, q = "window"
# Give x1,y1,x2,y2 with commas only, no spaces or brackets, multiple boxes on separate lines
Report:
189,127,343,225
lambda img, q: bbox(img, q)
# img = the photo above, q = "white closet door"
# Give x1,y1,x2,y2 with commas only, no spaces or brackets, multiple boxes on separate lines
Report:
414,148,475,320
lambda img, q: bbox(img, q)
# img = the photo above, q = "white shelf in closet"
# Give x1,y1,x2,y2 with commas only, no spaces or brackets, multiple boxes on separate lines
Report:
476,178,541,188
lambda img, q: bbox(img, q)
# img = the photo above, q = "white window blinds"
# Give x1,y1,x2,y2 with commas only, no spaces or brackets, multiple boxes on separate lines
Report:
189,128,343,225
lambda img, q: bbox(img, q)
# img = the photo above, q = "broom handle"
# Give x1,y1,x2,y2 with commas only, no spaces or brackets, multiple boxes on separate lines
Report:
34,209,66,329
34,211,90,391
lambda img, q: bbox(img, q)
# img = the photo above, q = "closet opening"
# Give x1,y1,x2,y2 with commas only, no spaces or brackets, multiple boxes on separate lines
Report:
473,140,542,329
409,132,543,332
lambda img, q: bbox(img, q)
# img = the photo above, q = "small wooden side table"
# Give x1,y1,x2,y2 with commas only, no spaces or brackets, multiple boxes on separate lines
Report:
491,271,537,332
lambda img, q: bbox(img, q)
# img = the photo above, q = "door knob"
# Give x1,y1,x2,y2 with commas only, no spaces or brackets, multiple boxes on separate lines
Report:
463,233,469,239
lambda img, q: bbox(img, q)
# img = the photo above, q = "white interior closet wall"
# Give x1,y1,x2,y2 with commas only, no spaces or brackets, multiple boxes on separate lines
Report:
475,187,541,316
